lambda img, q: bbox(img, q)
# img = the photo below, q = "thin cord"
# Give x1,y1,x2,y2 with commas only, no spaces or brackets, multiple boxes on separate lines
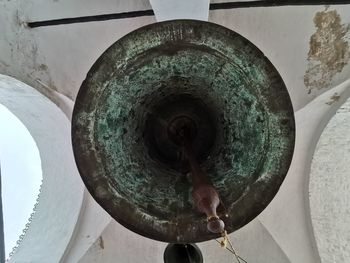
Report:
215,239,248,263
227,234,246,263
216,231,248,263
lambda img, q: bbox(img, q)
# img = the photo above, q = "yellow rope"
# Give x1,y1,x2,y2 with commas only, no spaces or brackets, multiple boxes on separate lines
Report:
220,230,228,248
217,230,248,263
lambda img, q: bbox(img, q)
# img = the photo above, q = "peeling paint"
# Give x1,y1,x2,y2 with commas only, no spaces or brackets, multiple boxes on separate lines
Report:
325,92,341,105
304,9,350,93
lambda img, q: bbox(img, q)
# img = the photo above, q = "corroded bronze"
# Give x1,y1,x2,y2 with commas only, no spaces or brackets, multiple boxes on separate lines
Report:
72,20,295,243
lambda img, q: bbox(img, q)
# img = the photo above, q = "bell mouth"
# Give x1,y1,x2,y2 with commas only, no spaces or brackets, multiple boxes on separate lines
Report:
143,93,217,173
72,20,295,243
164,243,203,263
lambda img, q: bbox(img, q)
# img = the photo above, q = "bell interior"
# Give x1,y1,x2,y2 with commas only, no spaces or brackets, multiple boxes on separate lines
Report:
143,92,217,173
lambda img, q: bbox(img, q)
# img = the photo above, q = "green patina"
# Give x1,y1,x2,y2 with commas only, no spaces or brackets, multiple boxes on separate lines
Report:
72,20,295,243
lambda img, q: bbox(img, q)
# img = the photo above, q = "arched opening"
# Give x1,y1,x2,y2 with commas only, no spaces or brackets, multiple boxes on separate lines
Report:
0,104,43,260
0,74,84,263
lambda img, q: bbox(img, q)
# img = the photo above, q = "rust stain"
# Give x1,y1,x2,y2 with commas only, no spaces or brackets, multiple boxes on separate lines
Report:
325,92,341,105
304,9,350,93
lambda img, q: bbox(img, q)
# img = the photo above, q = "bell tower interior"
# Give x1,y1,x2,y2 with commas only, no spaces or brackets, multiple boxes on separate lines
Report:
1,1,350,262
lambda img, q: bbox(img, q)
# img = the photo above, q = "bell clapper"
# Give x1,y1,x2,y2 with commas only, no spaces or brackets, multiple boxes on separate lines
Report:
169,116,247,263
184,153,247,263
169,117,225,234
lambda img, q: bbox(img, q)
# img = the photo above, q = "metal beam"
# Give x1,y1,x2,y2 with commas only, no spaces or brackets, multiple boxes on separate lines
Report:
27,0,350,28
210,0,350,10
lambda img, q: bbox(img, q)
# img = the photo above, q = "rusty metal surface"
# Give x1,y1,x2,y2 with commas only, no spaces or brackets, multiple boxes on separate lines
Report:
72,20,295,243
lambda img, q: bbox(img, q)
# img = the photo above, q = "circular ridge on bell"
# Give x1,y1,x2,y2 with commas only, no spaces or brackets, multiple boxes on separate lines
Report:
72,19,295,243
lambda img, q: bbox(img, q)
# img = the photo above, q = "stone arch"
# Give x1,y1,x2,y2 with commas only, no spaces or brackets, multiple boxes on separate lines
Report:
0,74,84,262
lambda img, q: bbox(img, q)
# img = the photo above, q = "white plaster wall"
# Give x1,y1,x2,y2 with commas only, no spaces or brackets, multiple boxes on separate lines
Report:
258,79,350,263
77,218,290,263
0,75,85,263
62,191,111,263
309,98,350,262
1,1,349,110
0,0,155,103
209,6,350,111
150,0,210,21
198,220,290,263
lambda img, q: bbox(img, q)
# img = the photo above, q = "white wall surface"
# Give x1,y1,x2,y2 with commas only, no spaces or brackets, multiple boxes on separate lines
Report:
150,0,210,21
0,75,84,263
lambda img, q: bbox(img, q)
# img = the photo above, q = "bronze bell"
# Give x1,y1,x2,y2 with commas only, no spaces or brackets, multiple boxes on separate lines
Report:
164,243,203,263
72,20,295,243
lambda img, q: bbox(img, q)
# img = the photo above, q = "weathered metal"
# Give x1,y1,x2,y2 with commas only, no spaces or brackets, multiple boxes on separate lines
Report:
72,20,295,243
164,243,203,263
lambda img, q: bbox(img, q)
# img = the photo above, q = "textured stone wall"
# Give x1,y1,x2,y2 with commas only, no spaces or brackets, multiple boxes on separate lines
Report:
310,98,350,263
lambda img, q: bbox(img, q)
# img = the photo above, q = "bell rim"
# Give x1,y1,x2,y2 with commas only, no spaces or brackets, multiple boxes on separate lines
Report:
72,19,295,243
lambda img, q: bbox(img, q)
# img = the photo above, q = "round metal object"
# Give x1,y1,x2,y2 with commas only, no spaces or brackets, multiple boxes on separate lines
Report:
72,20,295,243
164,244,203,263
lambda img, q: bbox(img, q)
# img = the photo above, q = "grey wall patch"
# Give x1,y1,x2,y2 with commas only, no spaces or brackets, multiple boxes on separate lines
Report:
304,9,350,93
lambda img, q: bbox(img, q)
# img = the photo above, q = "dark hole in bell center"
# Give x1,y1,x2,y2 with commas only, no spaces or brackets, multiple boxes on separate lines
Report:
144,94,217,173
163,243,203,263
